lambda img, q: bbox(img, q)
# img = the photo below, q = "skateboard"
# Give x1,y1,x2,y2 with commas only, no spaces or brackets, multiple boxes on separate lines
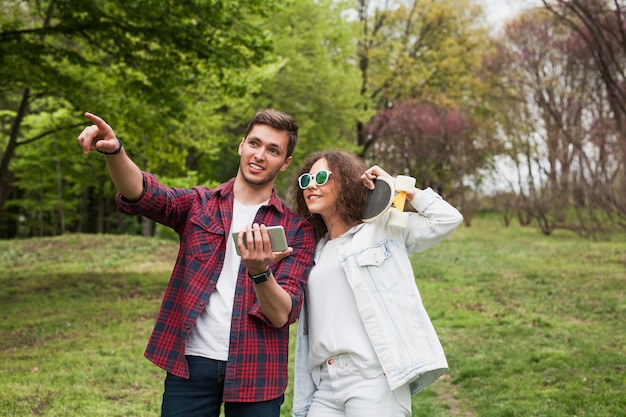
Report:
363,175,416,227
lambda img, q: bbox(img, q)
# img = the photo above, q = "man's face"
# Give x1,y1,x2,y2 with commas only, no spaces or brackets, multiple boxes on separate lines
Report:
238,124,292,187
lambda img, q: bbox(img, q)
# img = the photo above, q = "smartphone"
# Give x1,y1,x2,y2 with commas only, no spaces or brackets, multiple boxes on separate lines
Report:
232,225,288,256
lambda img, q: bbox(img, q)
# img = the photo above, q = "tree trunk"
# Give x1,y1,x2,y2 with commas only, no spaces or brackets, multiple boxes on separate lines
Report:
0,88,30,220
142,216,155,237
55,147,65,235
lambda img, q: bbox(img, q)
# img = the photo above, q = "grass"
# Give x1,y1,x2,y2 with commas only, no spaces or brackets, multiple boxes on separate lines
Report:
1,217,624,416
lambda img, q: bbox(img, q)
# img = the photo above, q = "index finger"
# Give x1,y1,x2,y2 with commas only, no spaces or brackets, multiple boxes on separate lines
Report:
84,112,107,127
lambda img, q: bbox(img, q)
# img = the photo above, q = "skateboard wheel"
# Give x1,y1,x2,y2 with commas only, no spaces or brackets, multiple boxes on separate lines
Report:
388,209,409,228
395,175,416,192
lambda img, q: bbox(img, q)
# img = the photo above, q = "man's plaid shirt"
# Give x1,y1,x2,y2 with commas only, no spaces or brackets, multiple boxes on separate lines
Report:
116,173,315,402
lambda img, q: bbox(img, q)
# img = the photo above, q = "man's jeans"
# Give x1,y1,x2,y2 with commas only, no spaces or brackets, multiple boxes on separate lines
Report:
161,355,284,417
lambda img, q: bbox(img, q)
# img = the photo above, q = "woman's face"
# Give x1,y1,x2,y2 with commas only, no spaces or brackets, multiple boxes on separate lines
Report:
301,158,339,219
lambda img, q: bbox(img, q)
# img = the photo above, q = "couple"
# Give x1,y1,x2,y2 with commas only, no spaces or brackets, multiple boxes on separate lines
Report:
77,109,463,417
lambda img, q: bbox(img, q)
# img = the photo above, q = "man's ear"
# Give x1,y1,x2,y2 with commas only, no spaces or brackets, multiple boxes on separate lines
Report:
237,137,245,156
280,156,292,172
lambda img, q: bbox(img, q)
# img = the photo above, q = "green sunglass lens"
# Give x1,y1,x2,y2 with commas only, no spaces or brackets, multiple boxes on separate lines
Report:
315,171,328,185
299,174,311,189
299,171,330,189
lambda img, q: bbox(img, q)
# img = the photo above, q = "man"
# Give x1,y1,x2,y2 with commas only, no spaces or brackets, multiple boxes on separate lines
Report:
77,110,315,417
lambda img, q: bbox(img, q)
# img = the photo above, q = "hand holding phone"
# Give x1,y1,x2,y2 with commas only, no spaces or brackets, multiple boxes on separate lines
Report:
232,225,288,256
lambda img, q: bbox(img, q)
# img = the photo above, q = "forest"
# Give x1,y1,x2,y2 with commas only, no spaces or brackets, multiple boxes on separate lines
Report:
1,0,625,240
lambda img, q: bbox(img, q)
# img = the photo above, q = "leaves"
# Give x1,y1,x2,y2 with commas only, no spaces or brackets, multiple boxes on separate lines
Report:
0,0,280,236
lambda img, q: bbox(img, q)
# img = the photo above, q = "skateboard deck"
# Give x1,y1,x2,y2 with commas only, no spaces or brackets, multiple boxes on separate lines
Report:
363,176,394,222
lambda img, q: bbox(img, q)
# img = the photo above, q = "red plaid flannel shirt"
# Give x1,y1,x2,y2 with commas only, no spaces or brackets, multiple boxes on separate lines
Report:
116,173,315,402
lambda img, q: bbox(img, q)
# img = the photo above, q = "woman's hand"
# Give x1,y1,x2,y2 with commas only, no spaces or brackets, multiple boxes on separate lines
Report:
361,165,421,199
361,165,394,190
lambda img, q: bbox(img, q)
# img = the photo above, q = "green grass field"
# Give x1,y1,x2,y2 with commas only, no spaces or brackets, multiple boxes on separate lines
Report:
1,217,624,416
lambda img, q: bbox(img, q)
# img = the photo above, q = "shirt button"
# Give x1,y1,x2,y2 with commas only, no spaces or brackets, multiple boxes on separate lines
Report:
185,324,191,330
327,359,334,365
199,300,206,306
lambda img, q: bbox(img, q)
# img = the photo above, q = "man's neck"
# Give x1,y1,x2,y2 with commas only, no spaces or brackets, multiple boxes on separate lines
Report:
233,174,274,205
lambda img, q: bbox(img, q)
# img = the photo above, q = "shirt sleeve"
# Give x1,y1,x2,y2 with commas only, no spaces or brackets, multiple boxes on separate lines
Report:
249,217,316,327
401,187,463,254
116,172,199,233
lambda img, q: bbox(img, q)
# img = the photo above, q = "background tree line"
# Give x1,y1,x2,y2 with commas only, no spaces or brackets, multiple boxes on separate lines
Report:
1,0,624,239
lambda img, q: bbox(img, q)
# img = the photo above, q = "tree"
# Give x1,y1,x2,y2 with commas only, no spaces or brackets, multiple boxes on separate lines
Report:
170,0,365,198
496,5,625,237
0,0,279,237
244,0,364,194
353,0,489,153
541,0,626,230
352,0,498,220
363,99,487,222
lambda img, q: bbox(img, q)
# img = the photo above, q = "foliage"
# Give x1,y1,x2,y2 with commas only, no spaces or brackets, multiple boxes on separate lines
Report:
0,0,280,236
364,99,481,197
1,216,624,416
359,0,487,107
116,0,364,199
492,2,626,237
214,0,365,195
0,0,276,93
4,0,625,240
1,0,367,236
255,0,363,149
353,0,498,218
541,0,626,228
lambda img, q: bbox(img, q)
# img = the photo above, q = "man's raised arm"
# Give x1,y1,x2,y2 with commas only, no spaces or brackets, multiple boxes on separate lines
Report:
77,112,144,202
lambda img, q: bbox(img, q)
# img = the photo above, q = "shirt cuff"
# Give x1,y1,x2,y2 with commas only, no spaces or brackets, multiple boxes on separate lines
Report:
409,187,441,213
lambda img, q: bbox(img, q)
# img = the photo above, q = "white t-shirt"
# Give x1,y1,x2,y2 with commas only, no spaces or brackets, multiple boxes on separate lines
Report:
307,235,381,376
185,198,266,360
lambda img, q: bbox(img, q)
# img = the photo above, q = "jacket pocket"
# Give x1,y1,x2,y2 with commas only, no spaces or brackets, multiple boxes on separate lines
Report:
182,214,224,262
355,243,391,267
354,243,398,293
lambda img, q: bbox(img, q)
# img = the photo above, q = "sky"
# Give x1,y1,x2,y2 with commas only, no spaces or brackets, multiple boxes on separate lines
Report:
478,0,541,27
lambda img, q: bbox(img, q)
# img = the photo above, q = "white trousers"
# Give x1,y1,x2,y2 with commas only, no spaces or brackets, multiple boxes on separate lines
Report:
307,354,411,417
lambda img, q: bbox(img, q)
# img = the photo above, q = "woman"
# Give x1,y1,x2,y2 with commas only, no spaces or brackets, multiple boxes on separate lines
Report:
291,150,463,417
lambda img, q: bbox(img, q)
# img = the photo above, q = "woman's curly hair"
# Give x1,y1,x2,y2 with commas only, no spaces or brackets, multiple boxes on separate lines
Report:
292,150,367,242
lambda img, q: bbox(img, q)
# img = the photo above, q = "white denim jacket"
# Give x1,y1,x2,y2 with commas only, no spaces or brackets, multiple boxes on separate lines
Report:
292,187,463,417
